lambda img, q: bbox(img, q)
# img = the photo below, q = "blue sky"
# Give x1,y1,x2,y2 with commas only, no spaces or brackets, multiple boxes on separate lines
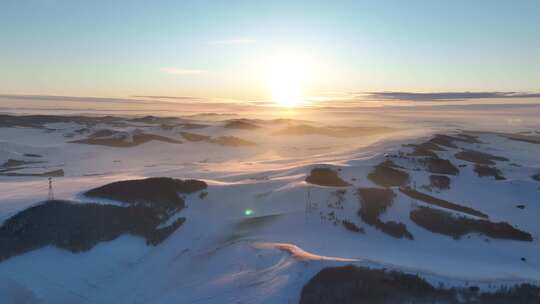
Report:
1,0,539,101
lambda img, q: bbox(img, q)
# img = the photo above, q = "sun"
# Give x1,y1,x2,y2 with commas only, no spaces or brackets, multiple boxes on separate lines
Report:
263,50,312,107
269,76,303,107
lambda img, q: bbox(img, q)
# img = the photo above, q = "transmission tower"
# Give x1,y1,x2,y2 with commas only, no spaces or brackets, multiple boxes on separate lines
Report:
305,186,314,223
305,187,309,222
47,177,54,201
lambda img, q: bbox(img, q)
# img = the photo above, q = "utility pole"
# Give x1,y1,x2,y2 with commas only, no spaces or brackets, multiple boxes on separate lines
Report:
305,187,312,223
48,177,54,201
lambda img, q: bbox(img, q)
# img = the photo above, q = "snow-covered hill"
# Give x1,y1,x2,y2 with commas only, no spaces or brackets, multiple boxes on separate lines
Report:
1,113,540,303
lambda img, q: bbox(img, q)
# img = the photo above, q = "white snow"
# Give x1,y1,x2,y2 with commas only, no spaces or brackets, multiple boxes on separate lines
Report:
1,110,540,303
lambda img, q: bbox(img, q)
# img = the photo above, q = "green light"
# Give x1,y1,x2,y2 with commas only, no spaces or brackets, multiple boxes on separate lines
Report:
244,209,254,216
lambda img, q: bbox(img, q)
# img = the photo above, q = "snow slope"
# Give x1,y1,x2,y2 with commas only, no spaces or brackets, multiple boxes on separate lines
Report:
1,112,540,303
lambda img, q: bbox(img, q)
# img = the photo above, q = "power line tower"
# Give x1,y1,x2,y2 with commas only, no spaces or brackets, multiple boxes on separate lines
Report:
305,187,310,223
47,177,54,201
306,186,317,223
305,186,320,223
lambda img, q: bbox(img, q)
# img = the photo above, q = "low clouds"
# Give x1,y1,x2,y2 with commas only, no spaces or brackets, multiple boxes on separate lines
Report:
0,94,142,103
363,91,540,102
160,68,204,75
0,94,206,105
0,94,228,109
132,95,208,102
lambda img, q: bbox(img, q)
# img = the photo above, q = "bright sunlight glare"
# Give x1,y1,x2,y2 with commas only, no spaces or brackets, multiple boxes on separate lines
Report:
263,50,313,107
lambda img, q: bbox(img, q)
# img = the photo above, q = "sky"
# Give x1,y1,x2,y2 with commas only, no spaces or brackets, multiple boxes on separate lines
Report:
1,0,539,104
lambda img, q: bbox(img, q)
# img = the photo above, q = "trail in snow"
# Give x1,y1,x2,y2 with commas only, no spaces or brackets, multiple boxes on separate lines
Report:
254,242,359,262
